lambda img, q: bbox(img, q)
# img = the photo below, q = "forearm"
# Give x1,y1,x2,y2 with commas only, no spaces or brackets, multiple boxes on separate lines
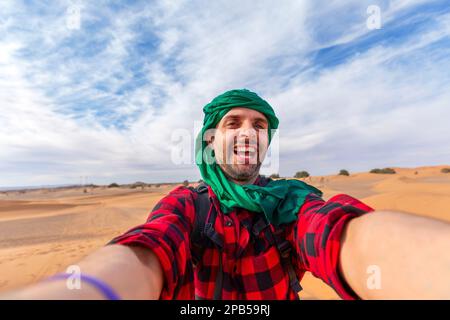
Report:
0,244,163,300
339,211,450,299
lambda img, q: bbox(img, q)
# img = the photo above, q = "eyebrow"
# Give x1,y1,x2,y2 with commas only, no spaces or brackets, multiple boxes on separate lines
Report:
254,117,268,124
223,115,240,121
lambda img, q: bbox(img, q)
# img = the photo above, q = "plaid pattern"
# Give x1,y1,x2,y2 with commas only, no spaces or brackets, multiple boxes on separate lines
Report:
107,177,374,300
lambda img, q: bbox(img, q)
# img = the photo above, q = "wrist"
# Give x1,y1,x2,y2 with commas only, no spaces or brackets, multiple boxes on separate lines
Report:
44,273,121,300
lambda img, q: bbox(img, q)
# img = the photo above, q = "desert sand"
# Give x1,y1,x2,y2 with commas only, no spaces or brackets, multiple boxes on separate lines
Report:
0,165,449,299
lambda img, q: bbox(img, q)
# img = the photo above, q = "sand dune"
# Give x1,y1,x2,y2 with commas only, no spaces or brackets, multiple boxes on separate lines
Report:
0,165,449,299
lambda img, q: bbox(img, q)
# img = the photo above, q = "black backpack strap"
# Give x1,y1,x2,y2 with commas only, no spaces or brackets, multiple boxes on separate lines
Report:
214,251,223,300
190,183,210,265
191,178,300,300
272,227,303,298
190,183,223,300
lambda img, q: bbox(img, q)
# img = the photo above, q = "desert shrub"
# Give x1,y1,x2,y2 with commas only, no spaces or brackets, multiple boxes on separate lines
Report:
441,168,450,173
108,183,120,188
370,168,396,174
338,169,350,176
294,171,310,178
270,173,280,179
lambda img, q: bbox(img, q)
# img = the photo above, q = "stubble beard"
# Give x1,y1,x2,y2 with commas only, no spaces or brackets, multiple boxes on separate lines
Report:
218,161,262,183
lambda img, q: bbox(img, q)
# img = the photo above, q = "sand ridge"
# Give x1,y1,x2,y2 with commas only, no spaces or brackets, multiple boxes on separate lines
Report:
0,165,449,299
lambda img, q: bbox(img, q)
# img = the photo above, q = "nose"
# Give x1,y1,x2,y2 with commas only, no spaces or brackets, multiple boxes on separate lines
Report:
237,120,257,143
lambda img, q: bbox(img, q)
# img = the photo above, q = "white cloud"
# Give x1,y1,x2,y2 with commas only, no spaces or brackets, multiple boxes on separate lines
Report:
0,0,449,186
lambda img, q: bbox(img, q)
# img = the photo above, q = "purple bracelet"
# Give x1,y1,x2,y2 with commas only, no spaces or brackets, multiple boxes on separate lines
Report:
45,273,121,300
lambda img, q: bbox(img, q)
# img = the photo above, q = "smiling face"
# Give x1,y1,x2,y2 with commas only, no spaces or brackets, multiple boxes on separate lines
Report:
208,107,269,184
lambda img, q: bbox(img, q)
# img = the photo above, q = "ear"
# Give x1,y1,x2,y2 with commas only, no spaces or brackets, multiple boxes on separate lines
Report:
205,131,215,146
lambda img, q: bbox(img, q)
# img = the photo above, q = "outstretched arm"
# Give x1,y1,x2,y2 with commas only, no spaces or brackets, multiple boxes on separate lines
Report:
0,244,163,300
0,185,196,300
339,210,450,299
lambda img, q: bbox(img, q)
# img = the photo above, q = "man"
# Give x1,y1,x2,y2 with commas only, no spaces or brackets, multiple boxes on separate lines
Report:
2,89,449,300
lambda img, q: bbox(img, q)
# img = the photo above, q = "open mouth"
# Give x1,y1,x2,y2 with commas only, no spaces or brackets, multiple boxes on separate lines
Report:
233,144,258,164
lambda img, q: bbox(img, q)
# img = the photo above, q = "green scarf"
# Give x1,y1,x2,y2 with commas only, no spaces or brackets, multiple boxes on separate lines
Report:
195,89,322,226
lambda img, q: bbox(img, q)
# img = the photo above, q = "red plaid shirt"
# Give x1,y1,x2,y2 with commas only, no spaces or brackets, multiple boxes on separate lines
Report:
108,176,374,300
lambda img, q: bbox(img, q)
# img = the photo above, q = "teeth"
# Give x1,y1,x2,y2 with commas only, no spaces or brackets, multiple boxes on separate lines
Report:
235,146,256,153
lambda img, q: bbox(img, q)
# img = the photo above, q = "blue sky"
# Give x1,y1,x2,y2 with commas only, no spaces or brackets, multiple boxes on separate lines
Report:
1,0,449,187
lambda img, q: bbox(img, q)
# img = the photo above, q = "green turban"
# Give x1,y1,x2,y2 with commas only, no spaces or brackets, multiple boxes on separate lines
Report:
195,89,321,226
